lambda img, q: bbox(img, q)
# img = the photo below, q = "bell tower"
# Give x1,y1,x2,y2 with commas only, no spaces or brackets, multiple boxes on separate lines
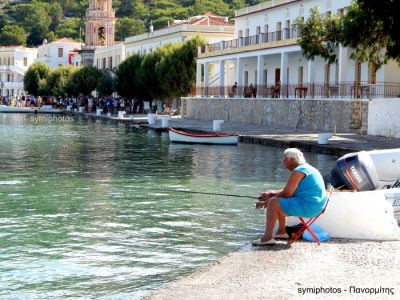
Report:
85,0,115,46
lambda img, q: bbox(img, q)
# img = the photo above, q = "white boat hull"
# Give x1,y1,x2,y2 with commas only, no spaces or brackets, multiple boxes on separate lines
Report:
368,149,400,187
287,188,400,240
168,128,239,145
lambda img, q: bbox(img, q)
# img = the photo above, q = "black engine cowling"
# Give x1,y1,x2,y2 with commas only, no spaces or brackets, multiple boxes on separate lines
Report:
324,151,380,191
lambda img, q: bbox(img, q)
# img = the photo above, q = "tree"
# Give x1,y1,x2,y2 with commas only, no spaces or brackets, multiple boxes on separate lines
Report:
295,7,341,64
149,0,193,29
153,43,178,98
114,54,143,98
230,0,246,12
194,0,230,16
296,2,400,69
16,3,52,45
356,0,400,60
115,17,146,41
152,38,204,106
24,62,51,96
341,1,394,68
175,36,205,95
44,65,76,96
137,48,165,110
0,25,26,45
55,18,83,41
46,2,63,32
131,0,150,20
96,70,115,97
117,0,134,17
66,66,101,96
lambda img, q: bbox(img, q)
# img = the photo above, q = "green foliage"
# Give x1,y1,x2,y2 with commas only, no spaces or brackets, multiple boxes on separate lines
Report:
138,47,165,101
341,2,389,68
153,43,181,101
0,25,26,45
297,2,400,69
295,7,341,64
15,2,52,45
149,0,194,29
114,54,143,98
194,0,230,16
55,18,83,41
116,17,146,41
66,66,102,96
24,62,51,96
113,37,204,102
1,0,262,46
357,0,400,60
96,70,115,97
168,36,205,97
117,0,134,17
43,65,76,96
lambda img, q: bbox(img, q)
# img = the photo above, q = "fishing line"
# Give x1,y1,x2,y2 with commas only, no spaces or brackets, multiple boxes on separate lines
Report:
131,187,258,199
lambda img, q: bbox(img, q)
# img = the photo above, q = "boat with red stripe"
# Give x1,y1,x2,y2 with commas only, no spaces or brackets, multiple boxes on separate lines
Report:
168,127,239,145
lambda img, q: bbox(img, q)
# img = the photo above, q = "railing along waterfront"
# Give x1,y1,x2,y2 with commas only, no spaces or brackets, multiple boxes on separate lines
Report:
200,27,300,54
195,82,400,99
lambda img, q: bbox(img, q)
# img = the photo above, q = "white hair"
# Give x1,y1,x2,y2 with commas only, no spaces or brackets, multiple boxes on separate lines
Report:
284,148,306,164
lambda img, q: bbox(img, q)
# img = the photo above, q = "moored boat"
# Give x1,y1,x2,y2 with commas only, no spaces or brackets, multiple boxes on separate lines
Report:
324,149,400,224
287,188,400,240
168,127,239,145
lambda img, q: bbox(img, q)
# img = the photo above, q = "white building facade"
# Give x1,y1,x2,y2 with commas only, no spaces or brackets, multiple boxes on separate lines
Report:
125,26,234,58
37,38,83,69
94,42,125,71
0,46,37,97
196,0,400,99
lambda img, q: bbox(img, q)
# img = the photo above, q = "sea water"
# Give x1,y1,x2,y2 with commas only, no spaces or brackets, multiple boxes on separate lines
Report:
0,114,337,299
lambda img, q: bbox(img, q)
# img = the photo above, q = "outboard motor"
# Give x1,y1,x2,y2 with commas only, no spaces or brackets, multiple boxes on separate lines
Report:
324,151,380,191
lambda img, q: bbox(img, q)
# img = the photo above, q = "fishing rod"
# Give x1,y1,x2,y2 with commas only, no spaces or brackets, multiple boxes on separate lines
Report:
137,187,258,199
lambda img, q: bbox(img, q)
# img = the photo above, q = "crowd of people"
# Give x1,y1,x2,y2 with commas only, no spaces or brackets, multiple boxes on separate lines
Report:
0,95,149,114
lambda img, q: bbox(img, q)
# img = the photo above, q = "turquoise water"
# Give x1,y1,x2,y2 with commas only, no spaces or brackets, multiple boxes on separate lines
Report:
0,114,337,299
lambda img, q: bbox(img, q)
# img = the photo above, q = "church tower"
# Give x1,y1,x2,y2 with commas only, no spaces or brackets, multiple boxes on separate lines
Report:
85,0,115,47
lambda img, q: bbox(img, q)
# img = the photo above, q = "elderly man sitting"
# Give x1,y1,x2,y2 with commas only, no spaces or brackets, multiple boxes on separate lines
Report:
253,148,327,245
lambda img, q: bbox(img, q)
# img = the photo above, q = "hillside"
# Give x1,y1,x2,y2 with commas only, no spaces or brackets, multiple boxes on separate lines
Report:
0,0,264,47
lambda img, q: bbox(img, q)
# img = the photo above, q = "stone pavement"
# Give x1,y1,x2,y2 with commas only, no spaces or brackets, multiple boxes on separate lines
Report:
68,111,400,157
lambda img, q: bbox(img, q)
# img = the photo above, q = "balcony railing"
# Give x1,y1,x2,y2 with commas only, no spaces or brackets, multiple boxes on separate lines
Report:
200,27,300,55
235,0,299,17
194,81,400,99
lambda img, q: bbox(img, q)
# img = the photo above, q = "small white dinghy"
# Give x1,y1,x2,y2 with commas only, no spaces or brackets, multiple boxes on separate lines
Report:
168,127,239,145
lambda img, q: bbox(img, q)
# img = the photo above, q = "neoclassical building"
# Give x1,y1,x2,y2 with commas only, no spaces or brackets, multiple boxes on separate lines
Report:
0,46,37,98
196,0,400,99
37,38,84,69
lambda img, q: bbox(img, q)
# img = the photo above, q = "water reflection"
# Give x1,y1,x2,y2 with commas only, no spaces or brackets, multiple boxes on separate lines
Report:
0,114,337,299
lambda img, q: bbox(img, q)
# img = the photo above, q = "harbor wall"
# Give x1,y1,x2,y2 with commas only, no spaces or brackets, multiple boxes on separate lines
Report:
368,98,400,139
181,98,369,133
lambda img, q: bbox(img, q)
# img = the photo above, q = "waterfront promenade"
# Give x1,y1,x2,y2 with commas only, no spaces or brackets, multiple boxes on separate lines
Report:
144,240,400,300
72,111,400,157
